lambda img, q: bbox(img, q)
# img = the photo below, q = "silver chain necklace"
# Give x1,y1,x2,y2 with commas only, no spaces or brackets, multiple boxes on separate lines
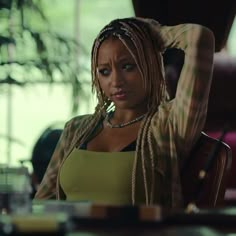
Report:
105,112,146,128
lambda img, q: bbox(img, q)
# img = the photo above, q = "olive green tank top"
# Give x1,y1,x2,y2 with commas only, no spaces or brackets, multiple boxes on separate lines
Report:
59,148,137,205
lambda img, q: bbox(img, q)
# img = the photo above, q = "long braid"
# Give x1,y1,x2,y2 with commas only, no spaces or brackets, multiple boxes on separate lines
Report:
89,18,168,205
146,110,157,204
140,117,150,205
131,113,147,204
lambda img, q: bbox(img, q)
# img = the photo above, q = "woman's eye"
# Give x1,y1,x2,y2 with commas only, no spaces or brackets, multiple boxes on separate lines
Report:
123,63,135,71
98,68,110,76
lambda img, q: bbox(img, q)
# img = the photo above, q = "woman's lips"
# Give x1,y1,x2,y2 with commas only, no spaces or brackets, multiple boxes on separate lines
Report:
112,91,127,100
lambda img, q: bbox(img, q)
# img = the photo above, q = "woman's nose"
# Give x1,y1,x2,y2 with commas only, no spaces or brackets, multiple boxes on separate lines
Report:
111,69,124,87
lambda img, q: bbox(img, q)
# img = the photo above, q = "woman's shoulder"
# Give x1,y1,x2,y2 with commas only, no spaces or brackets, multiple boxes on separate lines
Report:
64,114,94,131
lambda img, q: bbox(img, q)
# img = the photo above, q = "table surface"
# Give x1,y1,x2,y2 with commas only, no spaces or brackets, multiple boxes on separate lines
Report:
1,201,236,235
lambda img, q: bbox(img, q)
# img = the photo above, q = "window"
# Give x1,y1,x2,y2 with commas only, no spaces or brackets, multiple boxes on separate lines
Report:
227,16,236,57
0,0,134,168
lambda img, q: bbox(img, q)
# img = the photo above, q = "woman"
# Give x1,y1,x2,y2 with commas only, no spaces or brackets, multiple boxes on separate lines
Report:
35,17,214,208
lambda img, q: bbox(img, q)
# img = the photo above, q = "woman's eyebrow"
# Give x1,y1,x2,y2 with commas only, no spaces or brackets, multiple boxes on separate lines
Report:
97,62,110,67
118,56,135,63
97,55,134,67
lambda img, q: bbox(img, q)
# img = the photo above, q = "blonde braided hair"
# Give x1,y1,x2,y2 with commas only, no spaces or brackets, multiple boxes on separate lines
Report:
81,18,169,205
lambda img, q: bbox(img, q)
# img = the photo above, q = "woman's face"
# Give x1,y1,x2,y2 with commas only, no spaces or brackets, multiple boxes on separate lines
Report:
97,37,148,112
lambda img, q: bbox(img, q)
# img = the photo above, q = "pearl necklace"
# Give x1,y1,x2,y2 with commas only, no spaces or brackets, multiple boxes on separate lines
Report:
105,112,146,128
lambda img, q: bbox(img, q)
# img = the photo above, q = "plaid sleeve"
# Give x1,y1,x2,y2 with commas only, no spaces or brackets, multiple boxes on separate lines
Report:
161,24,215,154
34,120,71,199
